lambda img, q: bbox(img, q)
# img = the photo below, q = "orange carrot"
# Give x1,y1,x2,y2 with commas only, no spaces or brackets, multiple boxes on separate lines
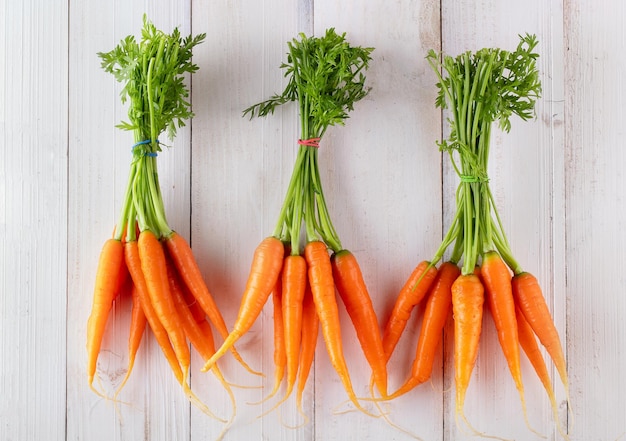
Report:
167,259,233,423
304,241,371,415
124,240,184,385
167,257,215,363
296,282,319,419
388,261,460,399
164,231,257,375
331,249,387,397
481,251,528,417
279,254,308,401
512,271,568,393
138,230,190,376
382,260,438,362
451,273,484,429
259,277,286,402
255,254,308,418
113,281,147,399
86,238,126,393
202,236,285,372
515,305,568,438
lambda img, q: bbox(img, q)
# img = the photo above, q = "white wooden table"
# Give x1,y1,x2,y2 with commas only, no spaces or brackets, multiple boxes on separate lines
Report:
2,0,624,440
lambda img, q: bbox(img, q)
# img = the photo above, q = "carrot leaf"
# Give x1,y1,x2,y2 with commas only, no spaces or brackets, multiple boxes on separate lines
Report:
426,34,541,274
244,29,373,254
99,15,205,240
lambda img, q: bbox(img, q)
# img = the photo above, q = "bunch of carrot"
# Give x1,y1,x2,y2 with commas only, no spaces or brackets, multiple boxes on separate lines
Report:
380,35,569,438
200,29,386,419
86,17,248,434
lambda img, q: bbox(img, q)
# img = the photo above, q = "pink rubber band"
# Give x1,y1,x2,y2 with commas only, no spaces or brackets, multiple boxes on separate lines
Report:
298,137,321,148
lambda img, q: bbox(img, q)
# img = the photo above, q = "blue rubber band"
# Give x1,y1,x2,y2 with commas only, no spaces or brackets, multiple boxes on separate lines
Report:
131,139,160,157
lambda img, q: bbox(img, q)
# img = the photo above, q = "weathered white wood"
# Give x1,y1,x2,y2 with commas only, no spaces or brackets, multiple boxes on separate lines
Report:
3,1,626,440
441,1,567,439
0,1,68,440
564,1,626,440
189,1,306,440
66,4,193,441
312,1,444,440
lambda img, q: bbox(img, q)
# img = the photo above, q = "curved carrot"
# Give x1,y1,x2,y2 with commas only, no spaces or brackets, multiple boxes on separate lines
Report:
164,231,258,375
331,249,387,397
255,276,286,403
138,230,190,375
167,259,232,424
202,236,285,372
382,261,438,362
515,305,568,439
388,261,460,399
125,240,184,384
296,282,319,420
304,241,371,415
451,273,484,429
512,271,568,393
113,281,147,400
86,238,126,393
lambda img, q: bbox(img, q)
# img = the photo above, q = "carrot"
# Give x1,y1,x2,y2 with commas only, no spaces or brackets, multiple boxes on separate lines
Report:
331,249,387,397
255,276,286,403
304,241,371,415
86,238,126,393
295,282,319,420
255,254,308,418
480,251,528,414
179,274,242,393
515,305,568,439
124,240,184,385
451,273,484,430
164,231,258,375
512,271,568,393
138,230,190,377
279,255,308,400
202,236,285,372
388,261,461,399
382,261,438,362
113,281,147,400
167,258,232,424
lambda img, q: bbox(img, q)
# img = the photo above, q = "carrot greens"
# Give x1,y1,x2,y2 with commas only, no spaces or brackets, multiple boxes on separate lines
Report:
425,33,542,275
244,28,373,253
98,15,205,241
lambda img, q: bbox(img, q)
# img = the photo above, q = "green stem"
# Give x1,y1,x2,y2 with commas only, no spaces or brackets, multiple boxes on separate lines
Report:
114,160,138,241
272,147,307,240
309,147,341,252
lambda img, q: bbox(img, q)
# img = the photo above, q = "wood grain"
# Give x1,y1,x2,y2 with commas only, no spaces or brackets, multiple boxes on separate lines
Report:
2,0,625,439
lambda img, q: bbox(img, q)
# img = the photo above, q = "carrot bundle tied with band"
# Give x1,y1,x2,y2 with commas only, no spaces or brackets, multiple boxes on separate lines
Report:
202,29,383,420
379,35,568,438
86,17,242,435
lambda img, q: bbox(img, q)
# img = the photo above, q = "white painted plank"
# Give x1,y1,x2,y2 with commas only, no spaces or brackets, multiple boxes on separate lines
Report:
3,1,626,440
190,1,306,439
312,1,444,440
564,2,626,440
66,3,193,440
0,1,68,440
441,1,566,439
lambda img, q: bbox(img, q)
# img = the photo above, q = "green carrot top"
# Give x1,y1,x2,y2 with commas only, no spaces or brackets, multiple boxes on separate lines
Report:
243,29,374,254
98,15,205,240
